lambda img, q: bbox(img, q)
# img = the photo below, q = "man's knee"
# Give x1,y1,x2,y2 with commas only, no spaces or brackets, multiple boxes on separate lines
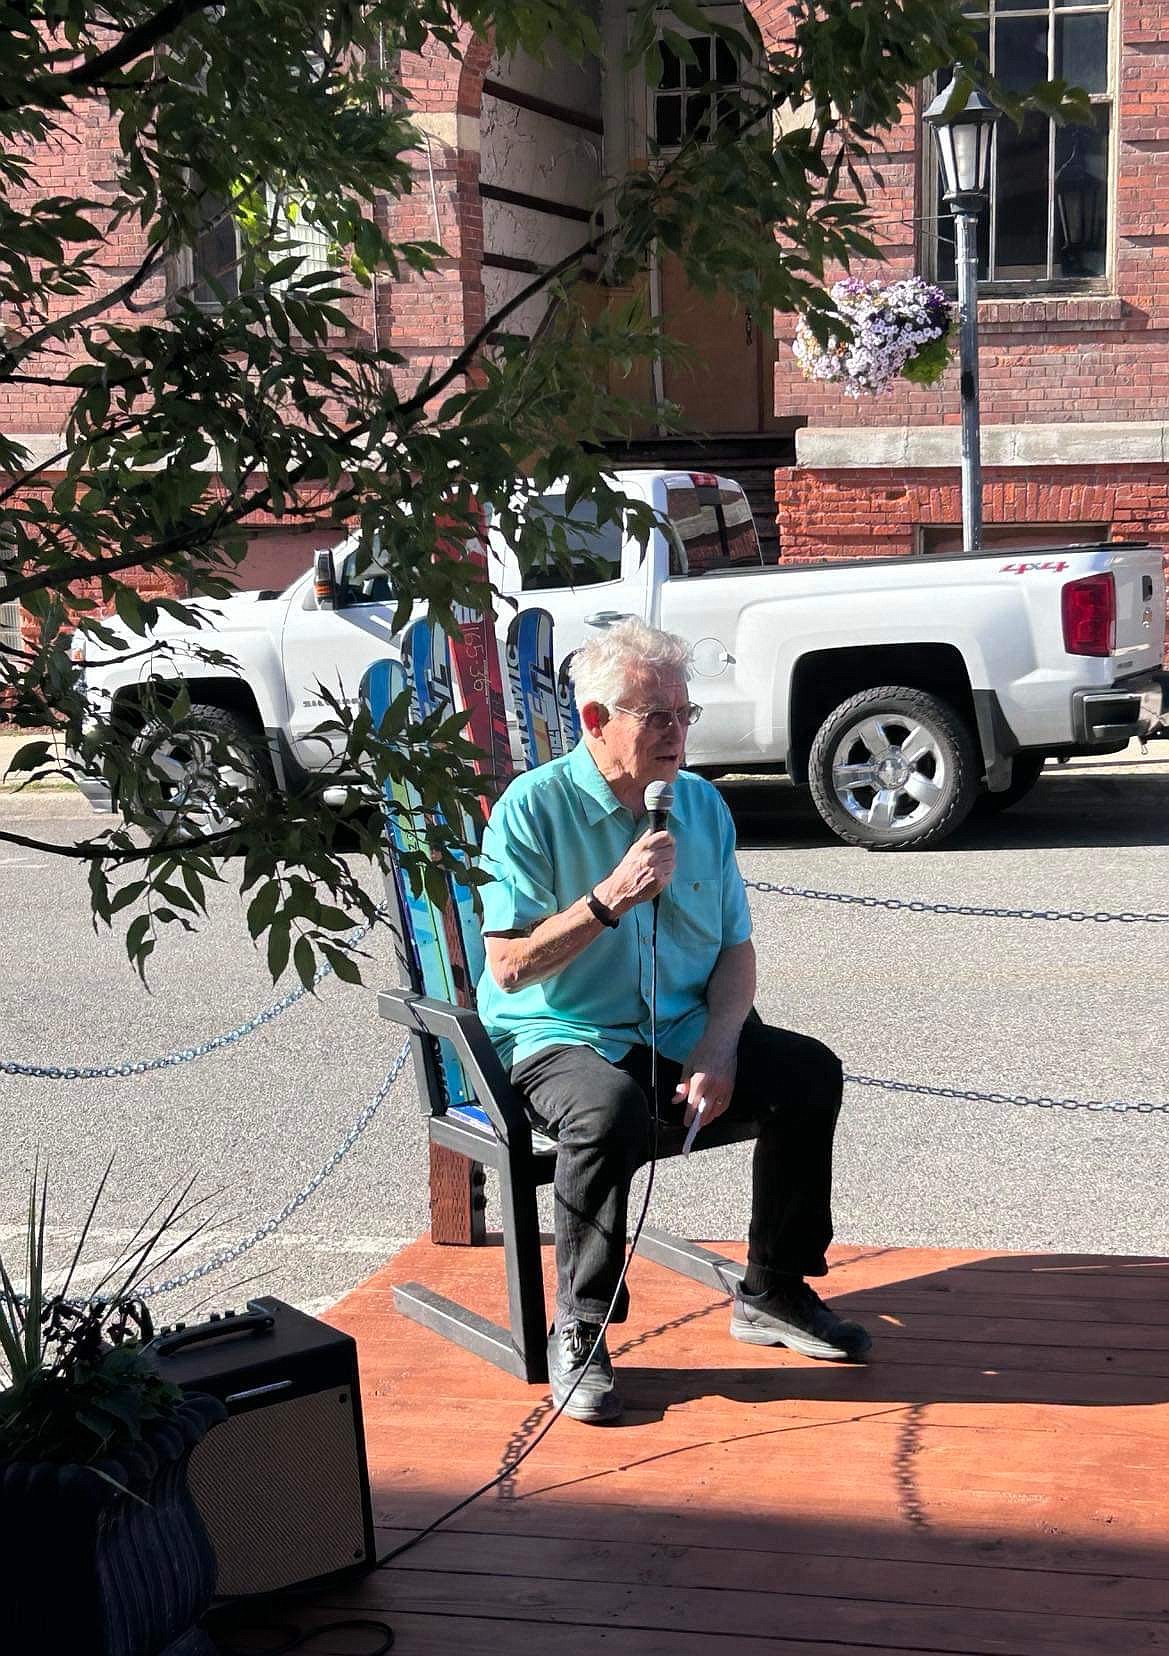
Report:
561,1071,653,1165
800,1036,844,1106
744,1024,844,1114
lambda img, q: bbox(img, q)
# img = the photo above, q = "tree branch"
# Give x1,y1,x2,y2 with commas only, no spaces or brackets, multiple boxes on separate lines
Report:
396,225,609,417
0,220,619,607
0,237,167,377
0,819,241,862
3,0,220,113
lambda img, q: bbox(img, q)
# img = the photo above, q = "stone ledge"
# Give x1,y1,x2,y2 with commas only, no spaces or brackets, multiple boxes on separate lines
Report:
795,421,1169,470
977,295,1126,327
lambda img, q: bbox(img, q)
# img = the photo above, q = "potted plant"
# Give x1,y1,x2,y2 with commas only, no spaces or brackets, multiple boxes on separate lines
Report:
0,1161,227,1656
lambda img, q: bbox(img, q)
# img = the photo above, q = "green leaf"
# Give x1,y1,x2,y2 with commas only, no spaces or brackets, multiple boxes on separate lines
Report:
293,935,316,989
321,943,362,985
267,923,291,981
247,882,280,939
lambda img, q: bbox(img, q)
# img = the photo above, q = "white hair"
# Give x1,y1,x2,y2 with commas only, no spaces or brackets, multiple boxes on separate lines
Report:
569,618,692,712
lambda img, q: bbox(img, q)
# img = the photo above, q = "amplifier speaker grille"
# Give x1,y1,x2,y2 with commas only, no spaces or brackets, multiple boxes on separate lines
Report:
186,1385,367,1596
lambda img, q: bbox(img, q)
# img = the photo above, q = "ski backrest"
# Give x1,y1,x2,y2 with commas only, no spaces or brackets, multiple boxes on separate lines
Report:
363,605,562,1128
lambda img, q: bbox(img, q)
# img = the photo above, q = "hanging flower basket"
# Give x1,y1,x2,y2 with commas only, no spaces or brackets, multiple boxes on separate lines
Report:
793,276,955,398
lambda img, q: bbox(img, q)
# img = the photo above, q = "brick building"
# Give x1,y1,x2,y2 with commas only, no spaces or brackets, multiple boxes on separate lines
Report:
3,0,1166,640
773,0,1169,565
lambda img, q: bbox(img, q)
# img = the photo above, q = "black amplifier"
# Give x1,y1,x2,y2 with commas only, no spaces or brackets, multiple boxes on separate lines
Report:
150,1296,376,1597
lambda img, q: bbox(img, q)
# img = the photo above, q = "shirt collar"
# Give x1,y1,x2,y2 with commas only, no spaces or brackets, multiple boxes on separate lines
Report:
569,740,629,826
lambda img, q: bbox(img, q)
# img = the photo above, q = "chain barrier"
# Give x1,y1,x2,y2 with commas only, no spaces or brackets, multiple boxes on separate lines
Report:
140,1037,412,1300
7,878,1165,1303
0,910,389,1081
744,878,1169,927
846,1072,1169,1115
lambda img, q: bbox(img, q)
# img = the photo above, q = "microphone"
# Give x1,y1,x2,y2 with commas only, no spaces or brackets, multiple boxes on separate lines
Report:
644,780,674,920
644,779,674,834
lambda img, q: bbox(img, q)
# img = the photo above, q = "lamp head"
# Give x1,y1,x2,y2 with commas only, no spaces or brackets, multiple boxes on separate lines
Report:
924,72,1000,206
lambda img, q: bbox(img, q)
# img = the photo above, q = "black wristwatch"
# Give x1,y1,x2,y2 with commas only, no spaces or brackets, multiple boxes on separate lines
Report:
585,889,619,929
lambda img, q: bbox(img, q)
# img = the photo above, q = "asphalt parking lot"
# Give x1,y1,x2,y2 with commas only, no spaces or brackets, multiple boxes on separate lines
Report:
2,742,1167,1321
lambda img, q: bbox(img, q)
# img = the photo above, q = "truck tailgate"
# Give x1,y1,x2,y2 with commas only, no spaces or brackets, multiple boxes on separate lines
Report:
1110,542,1166,668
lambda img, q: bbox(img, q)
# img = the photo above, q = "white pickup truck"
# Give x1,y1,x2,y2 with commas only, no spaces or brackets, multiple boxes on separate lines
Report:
77,468,1166,850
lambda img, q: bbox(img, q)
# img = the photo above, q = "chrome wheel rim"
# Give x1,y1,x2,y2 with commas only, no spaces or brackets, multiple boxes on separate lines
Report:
831,714,947,832
138,732,254,834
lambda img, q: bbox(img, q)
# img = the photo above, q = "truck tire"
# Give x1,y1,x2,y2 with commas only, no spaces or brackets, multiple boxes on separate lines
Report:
807,685,979,851
129,703,273,836
972,751,1046,815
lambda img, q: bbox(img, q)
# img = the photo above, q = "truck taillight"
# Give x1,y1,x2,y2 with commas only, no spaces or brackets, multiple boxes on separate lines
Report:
688,472,719,489
1062,573,1116,657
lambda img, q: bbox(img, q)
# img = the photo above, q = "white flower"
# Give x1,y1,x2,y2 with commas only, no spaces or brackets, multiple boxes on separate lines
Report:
793,277,954,397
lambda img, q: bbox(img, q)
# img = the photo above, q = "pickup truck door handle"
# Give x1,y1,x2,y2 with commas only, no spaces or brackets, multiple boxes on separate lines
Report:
585,610,635,628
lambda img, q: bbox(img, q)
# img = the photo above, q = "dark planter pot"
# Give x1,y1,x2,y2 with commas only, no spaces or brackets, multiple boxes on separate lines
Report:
0,1391,227,1656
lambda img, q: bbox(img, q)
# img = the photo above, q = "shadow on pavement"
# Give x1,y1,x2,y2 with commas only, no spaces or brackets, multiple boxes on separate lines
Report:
721,769,1169,853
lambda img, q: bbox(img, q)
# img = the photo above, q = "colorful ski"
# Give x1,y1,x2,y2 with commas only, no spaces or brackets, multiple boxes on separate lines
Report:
556,649,581,751
359,657,424,1000
450,539,514,811
361,655,470,1107
402,617,485,1001
506,608,562,770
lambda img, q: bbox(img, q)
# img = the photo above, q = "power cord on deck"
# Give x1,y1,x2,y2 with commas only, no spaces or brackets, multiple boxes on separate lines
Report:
203,1607,394,1654
376,898,665,1571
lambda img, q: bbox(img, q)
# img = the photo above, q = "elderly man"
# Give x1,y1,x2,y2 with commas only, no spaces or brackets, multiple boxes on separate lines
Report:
477,618,869,1422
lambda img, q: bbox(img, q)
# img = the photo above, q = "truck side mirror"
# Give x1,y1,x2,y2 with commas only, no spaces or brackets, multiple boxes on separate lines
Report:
314,549,339,610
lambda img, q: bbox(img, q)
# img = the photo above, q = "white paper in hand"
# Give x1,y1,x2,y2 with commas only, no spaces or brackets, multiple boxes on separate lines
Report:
681,1099,707,1157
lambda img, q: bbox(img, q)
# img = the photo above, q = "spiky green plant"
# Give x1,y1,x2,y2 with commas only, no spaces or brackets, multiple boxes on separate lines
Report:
0,1159,214,1467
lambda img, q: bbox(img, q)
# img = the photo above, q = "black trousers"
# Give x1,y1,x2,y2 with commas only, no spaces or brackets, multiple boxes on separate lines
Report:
511,1013,844,1327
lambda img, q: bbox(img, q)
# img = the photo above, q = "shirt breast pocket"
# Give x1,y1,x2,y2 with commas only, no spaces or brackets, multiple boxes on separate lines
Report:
669,876,723,950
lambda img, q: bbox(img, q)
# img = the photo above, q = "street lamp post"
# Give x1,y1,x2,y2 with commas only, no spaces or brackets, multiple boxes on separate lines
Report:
924,77,1001,551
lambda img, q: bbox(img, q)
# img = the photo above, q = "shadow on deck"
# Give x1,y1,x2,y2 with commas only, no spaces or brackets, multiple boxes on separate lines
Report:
211,1242,1169,1655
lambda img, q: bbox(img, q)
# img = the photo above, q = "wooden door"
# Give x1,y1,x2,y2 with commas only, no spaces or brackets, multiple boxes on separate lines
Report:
659,252,763,433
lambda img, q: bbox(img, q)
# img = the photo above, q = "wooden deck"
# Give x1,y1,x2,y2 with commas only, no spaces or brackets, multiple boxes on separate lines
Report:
226,1240,1169,1654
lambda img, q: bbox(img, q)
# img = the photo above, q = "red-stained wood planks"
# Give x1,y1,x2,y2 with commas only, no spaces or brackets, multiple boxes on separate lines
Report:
273,1240,1169,1656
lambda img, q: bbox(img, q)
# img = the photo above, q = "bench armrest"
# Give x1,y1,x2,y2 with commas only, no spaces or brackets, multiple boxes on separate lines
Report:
377,988,531,1144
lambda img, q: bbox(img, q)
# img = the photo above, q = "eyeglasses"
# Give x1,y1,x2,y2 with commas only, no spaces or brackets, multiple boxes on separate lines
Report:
613,702,703,731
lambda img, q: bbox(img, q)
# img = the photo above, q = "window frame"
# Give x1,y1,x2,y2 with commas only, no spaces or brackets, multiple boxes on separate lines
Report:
650,23,749,153
921,0,1118,297
0,598,21,660
178,187,335,312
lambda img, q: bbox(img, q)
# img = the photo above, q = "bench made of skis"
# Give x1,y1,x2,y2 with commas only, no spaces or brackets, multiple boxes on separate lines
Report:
366,603,758,1384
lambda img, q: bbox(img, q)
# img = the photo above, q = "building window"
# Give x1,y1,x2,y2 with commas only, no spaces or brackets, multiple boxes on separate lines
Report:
929,1,1113,289
190,191,333,308
653,34,743,148
0,598,20,659
191,194,240,306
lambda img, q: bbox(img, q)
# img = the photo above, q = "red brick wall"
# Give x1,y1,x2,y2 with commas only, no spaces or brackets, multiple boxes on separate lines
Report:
387,31,489,400
767,2,1169,429
773,463,1169,561
1,36,488,627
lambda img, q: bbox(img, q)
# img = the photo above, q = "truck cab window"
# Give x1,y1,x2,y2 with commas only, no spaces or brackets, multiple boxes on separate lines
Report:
338,548,394,606
665,478,762,577
519,496,623,592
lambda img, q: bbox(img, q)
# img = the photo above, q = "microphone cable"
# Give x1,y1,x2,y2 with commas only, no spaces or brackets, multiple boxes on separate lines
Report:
207,853,670,1650
374,876,667,1569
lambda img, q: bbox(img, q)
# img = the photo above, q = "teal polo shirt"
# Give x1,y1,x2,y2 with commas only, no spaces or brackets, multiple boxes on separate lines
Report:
475,741,752,1069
